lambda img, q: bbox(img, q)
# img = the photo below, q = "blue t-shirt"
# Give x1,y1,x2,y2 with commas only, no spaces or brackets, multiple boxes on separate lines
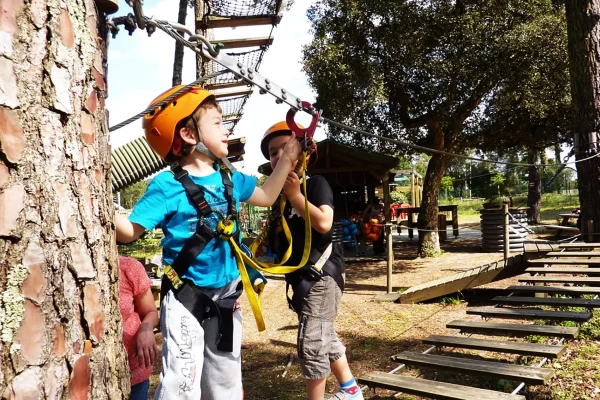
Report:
129,167,257,289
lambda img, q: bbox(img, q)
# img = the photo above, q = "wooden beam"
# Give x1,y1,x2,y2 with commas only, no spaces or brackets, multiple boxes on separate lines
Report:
214,88,253,99
398,255,527,304
466,306,592,322
446,320,578,339
214,37,274,49
493,295,600,308
358,372,526,400
422,335,565,358
198,15,282,30
392,351,554,385
206,81,247,91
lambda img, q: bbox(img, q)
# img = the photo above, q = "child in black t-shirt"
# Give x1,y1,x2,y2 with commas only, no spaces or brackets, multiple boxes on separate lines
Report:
261,122,363,400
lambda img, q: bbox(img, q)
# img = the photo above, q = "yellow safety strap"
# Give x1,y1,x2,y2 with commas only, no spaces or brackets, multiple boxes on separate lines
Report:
247,152,312,274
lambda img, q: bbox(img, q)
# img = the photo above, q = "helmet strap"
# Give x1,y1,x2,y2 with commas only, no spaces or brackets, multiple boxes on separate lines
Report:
190,115,236,172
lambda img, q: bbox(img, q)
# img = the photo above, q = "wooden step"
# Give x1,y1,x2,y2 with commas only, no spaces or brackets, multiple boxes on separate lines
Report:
423,335,565,358
528,258,600,265
520,276,600,284
493,295,600,308
447,320,578,338
391,351,554,385
358,371,526,400
547,251,600,257
526,267,600,275
508,285,600,295
559,243,600,249
466,306,592,322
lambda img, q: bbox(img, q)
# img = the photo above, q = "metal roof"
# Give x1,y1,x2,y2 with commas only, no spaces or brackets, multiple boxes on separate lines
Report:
111,136,245,192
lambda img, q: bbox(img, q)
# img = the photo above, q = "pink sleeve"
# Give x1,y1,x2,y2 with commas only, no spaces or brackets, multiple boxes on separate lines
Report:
121,257,152,298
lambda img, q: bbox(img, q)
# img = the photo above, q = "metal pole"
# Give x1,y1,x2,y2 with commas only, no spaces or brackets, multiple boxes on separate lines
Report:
503,203,510,260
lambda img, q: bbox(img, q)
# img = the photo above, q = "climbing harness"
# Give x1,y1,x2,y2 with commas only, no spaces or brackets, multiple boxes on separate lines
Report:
160,164,269,345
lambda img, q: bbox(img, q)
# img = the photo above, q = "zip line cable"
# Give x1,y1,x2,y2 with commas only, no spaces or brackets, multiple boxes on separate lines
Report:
108,15,600,170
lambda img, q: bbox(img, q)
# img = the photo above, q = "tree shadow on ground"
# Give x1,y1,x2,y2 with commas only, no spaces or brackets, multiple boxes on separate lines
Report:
241,332,425,400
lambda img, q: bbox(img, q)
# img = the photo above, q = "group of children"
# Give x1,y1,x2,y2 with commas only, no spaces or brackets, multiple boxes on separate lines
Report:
115,85,363,400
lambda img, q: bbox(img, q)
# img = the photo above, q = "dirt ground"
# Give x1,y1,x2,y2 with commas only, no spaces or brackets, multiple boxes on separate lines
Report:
149,236,600,400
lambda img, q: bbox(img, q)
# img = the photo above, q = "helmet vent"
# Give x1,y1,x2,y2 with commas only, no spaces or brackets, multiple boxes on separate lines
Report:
172,101,177,107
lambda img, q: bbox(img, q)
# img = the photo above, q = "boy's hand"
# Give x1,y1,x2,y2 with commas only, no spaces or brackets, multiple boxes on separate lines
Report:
283,171,302,200
281,136,302,164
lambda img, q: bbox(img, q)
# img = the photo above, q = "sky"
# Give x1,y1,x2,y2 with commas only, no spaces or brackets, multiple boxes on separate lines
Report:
106,0,325,177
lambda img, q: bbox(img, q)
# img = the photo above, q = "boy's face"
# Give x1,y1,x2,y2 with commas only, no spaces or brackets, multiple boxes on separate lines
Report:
268,134,295,171
194,107,229,159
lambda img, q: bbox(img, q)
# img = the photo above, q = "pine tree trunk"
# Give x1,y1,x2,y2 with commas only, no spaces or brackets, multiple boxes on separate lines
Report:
417,153,453,257
172,0,188,86
565,0,600,242
527,147,542,224
0,1,129,397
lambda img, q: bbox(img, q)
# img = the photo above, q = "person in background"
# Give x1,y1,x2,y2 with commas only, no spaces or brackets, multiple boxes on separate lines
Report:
119,256,159,400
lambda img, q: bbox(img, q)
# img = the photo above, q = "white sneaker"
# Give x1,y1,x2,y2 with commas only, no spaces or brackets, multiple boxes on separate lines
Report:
328,388,364,400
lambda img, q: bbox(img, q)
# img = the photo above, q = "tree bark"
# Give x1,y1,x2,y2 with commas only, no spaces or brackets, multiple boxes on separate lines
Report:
0,1,129,397
527,148,542,224
565,0,600,242
417,153,454,257
172,0,188,86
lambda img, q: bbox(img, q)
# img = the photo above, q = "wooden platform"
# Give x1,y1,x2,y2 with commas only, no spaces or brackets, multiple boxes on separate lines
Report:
395,255,527,304
528,257,600,265
391,352,554,385
507,285,600,295
446,320,578,338
519,276,600,284
546,251,600,257
560,243,600,249
422,335,565,358
466,306,592,322
358,371,526,400
493,295,600,308
525,267,600,275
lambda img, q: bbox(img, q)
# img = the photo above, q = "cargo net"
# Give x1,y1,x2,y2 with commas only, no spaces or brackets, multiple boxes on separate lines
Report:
219,95,249,132
213,48,266,84
206,0,282,18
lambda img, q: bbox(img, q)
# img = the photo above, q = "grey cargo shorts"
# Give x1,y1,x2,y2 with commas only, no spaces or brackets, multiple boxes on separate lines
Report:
297,274,346,379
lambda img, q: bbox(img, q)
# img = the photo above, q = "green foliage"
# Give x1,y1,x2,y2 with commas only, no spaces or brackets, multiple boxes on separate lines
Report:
390,190,408,204
118,180,148,210
303,0,569,253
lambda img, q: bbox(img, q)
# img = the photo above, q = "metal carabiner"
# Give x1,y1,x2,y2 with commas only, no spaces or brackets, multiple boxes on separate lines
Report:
285,101,320,141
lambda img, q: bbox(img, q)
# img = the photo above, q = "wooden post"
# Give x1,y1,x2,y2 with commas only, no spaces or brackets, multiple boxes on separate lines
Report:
586,220,594,242
438,214,447,242
503,203,510,260
410,172,415,207
438,214,444,242
382,170,391,221
385,224,394,293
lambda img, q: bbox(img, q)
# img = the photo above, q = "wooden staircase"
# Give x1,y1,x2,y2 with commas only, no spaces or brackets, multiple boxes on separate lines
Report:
357,242,600,399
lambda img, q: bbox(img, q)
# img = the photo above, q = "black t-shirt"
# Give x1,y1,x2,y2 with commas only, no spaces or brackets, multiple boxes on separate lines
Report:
270,175,345,284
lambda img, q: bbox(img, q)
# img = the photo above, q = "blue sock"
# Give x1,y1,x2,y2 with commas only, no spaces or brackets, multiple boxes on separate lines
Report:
340,377,361,397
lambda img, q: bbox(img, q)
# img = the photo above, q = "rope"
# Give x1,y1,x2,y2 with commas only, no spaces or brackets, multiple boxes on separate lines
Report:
108,72,226,132
323,117,600,168
112,15,596,170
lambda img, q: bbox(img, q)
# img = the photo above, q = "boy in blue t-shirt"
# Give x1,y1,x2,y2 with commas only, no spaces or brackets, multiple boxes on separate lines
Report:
115,86,301,400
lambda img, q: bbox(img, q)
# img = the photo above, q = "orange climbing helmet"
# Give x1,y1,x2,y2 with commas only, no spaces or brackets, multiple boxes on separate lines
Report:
142,85,215,160
260,121,299,160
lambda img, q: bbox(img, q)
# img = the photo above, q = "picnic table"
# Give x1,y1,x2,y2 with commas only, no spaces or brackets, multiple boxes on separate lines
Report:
405,205,459,240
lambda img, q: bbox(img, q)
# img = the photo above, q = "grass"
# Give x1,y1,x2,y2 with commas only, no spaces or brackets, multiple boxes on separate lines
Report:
439,192,580,225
